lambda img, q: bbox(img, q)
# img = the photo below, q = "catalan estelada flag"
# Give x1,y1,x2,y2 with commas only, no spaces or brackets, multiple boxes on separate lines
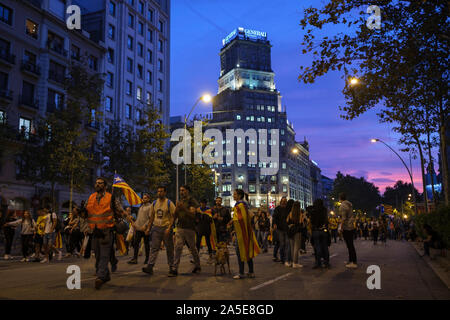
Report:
112,174,142,206
233,201,260,262
55,232,63,249
200,207,217,251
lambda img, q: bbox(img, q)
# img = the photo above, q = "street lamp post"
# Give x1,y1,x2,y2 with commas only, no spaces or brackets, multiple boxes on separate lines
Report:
183,94,212,186
371,138,418,214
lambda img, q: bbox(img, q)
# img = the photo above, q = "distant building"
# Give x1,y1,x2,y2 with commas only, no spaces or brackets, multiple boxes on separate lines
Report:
310,159,323,203
321,175,334,209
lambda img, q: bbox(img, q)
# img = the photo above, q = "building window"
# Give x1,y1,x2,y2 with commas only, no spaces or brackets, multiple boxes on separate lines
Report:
25,19,38,39
136,109,141,122
158,99,162,112
281,129,285,135
128,0,134,5
146,91,151,104
108,24,115,40
159,20,164,33
126,104,132,119
271,186,276,193
107,48,114,64
22,81,35,103
49,60,65,82
107,72,113,87
283,185,287,193
137,65,143,79
138,21,143,35
0,4,12,25
158,40,163,52
71,45,80,60
0,110,5,124
147,29,153,42
127,36,133,50
24,50,36,65
47,89,64,111
147,50,152,63
109,1,116,16
88,55,98,71
146,70,152,84
19,117,31,139
158,79,162,92
128,14,134,28
137,42,143,57
282,162,286,169
127,58,133,73
138,1,144,14
126,80,132,95
158,59,163,72
236,115,241,120
249,185,255,193
281,141,286,147
137,86,142,100
147,9,153,21
106,96,113,112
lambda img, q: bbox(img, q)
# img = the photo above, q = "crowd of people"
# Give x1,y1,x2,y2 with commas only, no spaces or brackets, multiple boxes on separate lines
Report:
0,178,442,289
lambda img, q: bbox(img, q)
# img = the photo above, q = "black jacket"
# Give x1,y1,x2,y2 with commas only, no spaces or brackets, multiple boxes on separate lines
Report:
272,206,289,232
212,206,231,233
310,205,328,230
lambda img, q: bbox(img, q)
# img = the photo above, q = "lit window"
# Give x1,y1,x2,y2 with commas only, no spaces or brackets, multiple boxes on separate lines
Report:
126,104,132,119
106,97,113,112
137,87,142,100
25,20,39,39
236,115,241,120
127,36,133,50
146,70,152,84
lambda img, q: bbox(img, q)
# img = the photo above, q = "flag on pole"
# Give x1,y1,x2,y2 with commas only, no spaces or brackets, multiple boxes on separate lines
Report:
112,174,142,206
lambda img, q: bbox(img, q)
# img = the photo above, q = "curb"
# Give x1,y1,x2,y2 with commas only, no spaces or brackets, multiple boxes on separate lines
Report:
410,242,450,290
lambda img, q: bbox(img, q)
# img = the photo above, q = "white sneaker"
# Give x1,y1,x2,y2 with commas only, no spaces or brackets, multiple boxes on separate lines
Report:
20,258,26,262
40,258,49,263
292,263,303,268
25,258,31,262
346,262,357,269
285,262,292,267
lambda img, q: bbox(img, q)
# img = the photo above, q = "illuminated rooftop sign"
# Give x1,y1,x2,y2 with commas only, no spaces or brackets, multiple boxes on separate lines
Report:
222,27,268,46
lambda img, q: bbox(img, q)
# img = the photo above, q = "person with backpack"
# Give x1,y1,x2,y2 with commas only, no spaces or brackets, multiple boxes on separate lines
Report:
142,186,176,276
128,194,151,265
286,201,304,268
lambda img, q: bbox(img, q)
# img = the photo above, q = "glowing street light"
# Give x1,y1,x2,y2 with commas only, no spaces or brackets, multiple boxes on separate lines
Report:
201,94,212,103
349,77,359,85
291,148,299,154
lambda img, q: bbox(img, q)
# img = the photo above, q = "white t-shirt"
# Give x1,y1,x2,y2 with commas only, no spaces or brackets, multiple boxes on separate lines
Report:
44,212,57,234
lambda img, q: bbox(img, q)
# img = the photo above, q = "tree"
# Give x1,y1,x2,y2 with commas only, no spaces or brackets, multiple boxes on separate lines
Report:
299,0,449,205
17,60,103,210
331,171,381,214
383,180,419,211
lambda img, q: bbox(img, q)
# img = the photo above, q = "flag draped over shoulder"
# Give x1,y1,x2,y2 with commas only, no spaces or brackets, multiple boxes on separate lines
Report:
55,232,63,249
233,201,260,262
112,174,142,206
200,207,217,251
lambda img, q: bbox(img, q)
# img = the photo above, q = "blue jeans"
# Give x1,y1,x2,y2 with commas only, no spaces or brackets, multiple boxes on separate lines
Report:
234,239,254,275
278,230,291,263
257,231,268,251
312,230,329,266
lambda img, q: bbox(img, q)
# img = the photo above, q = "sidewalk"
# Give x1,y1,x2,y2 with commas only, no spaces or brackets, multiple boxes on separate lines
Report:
411,241,450,289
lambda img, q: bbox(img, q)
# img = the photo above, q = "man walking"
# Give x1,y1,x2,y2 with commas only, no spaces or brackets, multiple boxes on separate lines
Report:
85,177,124,289
339,193,357,268
171,185,201,276
272,197,291,265
128,194,151,265
142,186,176,276
212,197,231,243
196,199,214,263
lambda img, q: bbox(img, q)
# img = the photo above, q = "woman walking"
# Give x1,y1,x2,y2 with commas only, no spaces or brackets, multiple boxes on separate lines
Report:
228,189,260,279
310,199,330,269
4,211,36,261
286,201,304,268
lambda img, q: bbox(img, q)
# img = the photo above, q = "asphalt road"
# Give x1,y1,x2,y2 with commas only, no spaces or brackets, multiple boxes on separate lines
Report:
0,239,448,300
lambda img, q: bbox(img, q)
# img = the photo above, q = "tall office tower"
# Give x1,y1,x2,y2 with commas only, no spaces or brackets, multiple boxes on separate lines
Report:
79,0,171,129
0,0,105,211
208,28,312,208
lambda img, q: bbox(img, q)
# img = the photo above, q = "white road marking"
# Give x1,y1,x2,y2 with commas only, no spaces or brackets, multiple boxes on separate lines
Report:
249,272,293,291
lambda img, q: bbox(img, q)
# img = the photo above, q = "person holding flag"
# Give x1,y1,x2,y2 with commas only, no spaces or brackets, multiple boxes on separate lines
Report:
85,176,126,289
227,189,260,279
195,199,216,264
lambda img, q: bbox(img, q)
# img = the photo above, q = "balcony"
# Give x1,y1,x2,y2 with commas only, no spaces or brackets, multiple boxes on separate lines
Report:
86,121,100,130
48,72,65,84
21,60,41,77
19,95,39,111
0,50,16,66
24,0,42,8
0,89,13,102
47,42,68,58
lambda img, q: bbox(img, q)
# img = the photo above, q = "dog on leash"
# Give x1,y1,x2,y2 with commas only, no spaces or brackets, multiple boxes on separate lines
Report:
214,241,231,276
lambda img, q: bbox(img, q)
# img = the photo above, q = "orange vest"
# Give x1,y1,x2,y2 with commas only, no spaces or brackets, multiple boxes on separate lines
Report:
86,192,114,230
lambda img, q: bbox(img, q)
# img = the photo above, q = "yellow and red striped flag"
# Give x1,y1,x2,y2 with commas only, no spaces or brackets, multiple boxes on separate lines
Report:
112,174,142,206
233,201,260,262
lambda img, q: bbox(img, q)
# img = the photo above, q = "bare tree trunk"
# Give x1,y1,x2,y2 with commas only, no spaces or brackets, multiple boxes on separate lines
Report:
426,130,437,205
439,121,449,206
415,138,429,213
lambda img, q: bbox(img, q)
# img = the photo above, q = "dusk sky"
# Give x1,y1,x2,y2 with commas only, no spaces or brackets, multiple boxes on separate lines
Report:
170,0,435,193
